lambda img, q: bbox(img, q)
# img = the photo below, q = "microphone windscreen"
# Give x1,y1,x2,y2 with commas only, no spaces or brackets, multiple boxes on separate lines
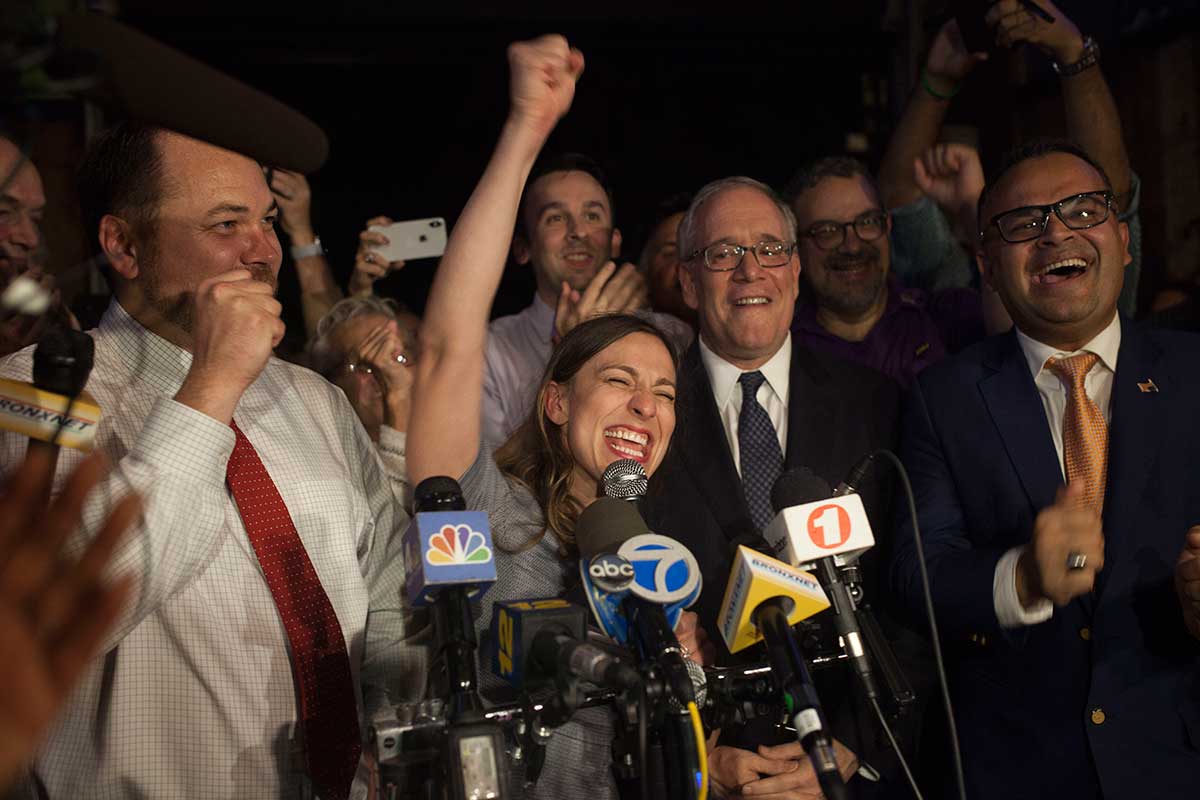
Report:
575,497,651,559
413,476,466,513
59,12,329,172
770,467,833,513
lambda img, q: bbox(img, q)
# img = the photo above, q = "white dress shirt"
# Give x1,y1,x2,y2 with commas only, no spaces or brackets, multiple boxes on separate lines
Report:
697,333,792,475
1,301,426,799
482,295,694,446
993,313,1121,628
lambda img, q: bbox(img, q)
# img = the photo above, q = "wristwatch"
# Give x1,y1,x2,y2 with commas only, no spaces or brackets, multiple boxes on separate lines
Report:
1052,36,1100,77
290,235,324,260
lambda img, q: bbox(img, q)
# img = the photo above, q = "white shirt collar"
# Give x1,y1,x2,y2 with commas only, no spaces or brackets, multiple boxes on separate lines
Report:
698,332,792,410
1015,312,1122,379
522,293,558,342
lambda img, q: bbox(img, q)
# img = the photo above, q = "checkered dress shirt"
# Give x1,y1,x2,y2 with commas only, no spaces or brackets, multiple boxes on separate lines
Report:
0,301,427,799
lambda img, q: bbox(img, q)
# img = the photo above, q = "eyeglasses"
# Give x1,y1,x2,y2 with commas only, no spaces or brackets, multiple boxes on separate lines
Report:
685,240,796,272
798,211,887,251
986,191,1114,243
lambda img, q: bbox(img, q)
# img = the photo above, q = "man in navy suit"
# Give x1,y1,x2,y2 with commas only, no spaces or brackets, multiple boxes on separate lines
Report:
640,176,916,798
891,139,1200,799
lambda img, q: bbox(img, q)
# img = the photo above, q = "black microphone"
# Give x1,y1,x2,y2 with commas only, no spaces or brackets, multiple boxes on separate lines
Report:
491,598,642,691
408,476,491,714
770,468,881,701
577,469,708,800
19,328,96,506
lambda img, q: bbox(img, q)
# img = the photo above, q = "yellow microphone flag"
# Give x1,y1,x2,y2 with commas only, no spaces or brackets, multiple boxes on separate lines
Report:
718,545,831,654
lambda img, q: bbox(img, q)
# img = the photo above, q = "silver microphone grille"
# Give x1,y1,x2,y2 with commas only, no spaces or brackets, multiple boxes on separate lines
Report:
666,658,708,713
602,458,648,501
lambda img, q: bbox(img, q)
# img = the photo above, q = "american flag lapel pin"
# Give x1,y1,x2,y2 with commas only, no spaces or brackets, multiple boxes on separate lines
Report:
1137,378,1159,393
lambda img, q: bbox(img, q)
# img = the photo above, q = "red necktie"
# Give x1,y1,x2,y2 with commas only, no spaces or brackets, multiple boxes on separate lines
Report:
226,421,361,800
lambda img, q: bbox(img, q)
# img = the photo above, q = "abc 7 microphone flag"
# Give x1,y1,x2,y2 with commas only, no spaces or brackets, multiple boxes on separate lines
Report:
580,534,702,645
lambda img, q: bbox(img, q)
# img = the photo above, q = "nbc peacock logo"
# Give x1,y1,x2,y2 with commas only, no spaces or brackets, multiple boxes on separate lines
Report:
425,524,493,565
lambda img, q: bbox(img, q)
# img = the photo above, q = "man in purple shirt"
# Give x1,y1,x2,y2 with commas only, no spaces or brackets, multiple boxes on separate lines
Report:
785,156,987,388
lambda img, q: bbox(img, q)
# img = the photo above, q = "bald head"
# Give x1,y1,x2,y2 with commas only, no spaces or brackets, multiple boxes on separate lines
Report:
0,136,47,284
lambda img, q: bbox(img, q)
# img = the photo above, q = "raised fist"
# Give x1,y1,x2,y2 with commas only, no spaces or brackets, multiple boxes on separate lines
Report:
914,143,985,218
507,35,585,139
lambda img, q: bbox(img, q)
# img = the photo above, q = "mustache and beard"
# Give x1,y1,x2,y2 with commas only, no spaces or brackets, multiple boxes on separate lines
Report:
134,235,278,334
807,243,886,319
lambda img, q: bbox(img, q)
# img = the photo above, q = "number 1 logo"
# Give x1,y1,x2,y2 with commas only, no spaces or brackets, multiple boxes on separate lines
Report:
807,504,851,549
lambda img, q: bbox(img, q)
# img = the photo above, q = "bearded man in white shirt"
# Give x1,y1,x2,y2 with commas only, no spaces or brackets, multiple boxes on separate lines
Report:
890,139,1200,800
0,122,424,799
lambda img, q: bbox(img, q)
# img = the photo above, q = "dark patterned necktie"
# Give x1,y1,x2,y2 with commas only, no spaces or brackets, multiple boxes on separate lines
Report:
226,421,362,800
738,371,785,532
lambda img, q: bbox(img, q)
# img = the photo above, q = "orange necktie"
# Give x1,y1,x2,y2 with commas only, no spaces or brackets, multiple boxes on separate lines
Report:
1047,352,1109,511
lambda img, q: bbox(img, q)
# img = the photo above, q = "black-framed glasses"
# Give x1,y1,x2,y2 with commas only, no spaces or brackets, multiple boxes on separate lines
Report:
685,240,796,272
986,191,1114,243
799,211,888,251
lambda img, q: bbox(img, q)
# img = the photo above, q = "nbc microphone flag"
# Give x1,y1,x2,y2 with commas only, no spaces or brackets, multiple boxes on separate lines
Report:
402,510,497,606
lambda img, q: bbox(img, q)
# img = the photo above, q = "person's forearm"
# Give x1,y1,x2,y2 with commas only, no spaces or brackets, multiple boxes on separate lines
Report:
421,117,543,357
383,392,411,434
293,255,345,339
878,88,952,209
409,115,547,483
1061,67,1133,205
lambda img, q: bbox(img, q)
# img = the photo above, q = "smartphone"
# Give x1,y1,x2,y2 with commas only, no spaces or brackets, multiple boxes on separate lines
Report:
368,217,447,262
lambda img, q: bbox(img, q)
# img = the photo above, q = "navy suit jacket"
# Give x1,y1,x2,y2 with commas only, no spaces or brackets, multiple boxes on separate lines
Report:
891,320,1200,800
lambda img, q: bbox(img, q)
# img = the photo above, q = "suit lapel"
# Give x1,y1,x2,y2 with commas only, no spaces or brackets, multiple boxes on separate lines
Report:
784,344,836,474
674,344,756,541
1096,323,1164,600
978,331,1063,514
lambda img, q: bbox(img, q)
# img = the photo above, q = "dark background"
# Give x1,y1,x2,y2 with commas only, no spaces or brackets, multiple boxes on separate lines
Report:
6,0,1199,342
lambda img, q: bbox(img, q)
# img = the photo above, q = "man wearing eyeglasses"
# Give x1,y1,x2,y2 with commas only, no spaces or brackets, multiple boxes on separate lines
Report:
641,176,910,798
784,156,993,388
890,139,1200,799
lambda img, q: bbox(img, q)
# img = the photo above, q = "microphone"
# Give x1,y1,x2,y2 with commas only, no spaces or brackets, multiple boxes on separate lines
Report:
716,541,848,800
601,458,648,501
769,468,880,701
576,498,702,705
491,598,642,691
832,453,874,497
402,477,497,607
402,477,496,720
716,544,830,655
0,327,99,454
580,462,709,800
764,468,876,569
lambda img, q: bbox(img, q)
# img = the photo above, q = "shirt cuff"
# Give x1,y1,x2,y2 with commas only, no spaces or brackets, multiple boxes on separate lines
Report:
133,397,236,482
378,424,406,457
993,546,1053,628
